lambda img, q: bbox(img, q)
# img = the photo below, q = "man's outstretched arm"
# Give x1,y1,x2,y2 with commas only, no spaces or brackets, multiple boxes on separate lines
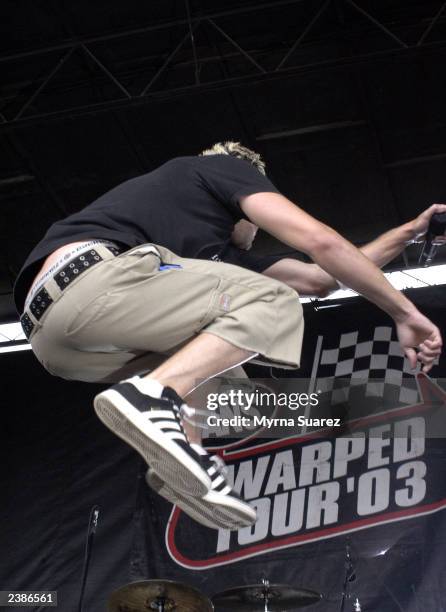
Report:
261,203,446,298
240,192,442,372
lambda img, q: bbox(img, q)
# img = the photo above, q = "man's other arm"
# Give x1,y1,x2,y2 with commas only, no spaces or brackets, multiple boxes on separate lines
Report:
262,203,446,297
240,192,442,371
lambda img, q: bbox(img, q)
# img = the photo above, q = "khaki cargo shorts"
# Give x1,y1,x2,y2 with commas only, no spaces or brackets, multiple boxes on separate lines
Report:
30,244,304,383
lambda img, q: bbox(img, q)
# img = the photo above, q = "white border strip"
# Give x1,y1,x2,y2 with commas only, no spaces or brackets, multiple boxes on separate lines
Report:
0,344,32,354
300,264,446,303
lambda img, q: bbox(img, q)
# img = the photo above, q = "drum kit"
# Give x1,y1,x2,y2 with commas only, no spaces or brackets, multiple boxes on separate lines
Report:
108,577,322,611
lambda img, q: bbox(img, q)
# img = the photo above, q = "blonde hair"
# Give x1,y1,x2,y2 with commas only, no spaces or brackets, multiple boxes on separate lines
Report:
201,141,266,175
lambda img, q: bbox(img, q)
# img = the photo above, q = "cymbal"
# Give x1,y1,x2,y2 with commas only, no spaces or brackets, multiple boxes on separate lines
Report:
212,583,322,611
108,580,214,611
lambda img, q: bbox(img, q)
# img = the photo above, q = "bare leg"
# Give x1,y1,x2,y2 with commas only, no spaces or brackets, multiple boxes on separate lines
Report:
147,331,254,402
182,382,219,444
145,333,253,444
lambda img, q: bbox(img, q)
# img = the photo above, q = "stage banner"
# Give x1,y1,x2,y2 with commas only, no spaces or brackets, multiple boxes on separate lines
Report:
2,288,444,611
136,292,446,611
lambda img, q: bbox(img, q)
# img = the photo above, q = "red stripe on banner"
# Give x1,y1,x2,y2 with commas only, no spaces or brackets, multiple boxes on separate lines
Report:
167,498,446,569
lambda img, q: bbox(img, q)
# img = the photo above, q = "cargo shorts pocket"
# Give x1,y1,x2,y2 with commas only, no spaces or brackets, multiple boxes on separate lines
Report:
194,280,233,332
65,292,112,337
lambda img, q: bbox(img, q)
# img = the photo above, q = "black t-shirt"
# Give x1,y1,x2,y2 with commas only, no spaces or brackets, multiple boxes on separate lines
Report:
14,155,280,312
216,243,292,273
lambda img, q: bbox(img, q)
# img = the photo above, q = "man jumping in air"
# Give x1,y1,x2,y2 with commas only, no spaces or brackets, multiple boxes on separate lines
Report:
14,142,443,531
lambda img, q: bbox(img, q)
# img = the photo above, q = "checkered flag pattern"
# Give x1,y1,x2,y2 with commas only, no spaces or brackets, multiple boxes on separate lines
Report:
315,326,419,406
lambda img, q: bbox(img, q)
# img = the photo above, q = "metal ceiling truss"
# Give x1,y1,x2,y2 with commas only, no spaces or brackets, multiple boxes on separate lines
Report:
1,0,446,130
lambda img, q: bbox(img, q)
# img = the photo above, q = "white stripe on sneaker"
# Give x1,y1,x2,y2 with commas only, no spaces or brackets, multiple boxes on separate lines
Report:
164,431,188,442
94,382,212,496
142,409,178,419
153,420,182,431
146,468,257,530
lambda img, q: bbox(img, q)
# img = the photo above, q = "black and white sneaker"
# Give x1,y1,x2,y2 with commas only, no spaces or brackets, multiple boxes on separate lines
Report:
94,377,211,497
146,451,257,530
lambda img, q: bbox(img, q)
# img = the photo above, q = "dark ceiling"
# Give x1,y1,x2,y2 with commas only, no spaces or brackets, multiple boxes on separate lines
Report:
1,0,446,320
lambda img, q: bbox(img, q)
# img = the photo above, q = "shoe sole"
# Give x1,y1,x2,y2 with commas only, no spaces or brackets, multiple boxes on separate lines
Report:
146,470,257,530
94,389,211,497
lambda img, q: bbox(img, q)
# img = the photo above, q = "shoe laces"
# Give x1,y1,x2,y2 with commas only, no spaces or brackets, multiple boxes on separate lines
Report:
179,404,210,430
209,453,229,479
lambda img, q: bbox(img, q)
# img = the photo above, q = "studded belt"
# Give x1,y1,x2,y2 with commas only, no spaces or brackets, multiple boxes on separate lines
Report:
20,243,123,341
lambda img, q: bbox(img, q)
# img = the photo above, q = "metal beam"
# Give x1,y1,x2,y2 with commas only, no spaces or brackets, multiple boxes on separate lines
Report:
385,152,446,168
0,0,306,64
2,0,445,129
81,45,131,99
207,19,266,73
345,0,408,48
14,47,75,120
417,0,446,46
185,0,200,85
256,119,367,140
139,24,200,95
1,38,446,132
276,0,332,70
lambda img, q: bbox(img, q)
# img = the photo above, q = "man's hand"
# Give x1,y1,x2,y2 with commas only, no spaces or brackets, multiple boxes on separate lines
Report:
408,203,446,243
395,310,442,373
231,219,258,250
